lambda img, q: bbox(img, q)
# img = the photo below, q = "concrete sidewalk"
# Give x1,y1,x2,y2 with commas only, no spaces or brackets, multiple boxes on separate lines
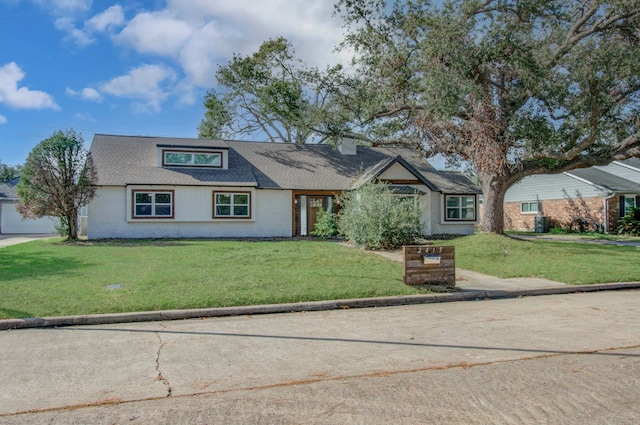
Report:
371,248,572,291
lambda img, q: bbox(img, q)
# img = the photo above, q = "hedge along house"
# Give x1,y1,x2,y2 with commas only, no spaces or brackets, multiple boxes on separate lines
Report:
503,158,640,233
87,134,480,239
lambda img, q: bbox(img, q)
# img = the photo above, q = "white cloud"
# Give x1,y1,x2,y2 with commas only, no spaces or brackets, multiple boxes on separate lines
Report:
33,0,92,13
113,0,347,89
80,87,101,101
55,16,94,46
99,64,176,112
73,112,96,121
115,11,193,57
42,0,349,109
36,2,123,47
53,0,91,12
66,86,102,102
0,114,6,124
85,4,124,32
0,62,59,110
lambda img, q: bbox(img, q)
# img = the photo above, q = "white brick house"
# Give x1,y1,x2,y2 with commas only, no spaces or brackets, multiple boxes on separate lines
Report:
87,134,481,239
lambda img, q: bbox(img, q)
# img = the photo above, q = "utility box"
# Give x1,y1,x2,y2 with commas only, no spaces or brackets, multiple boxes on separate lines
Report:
403,245,455,287
535,216,551,233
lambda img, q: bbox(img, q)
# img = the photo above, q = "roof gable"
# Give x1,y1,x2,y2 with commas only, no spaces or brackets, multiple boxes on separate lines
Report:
352,156,439,191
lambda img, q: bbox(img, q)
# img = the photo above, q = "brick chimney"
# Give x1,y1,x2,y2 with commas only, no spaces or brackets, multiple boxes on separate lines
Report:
338,138,357,155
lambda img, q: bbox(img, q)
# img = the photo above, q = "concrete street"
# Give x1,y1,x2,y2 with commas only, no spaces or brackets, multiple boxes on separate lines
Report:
1,290,639,424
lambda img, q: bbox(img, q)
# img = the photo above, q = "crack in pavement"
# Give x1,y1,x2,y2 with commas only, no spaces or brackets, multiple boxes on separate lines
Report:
3,344,639,418
155,330,173,397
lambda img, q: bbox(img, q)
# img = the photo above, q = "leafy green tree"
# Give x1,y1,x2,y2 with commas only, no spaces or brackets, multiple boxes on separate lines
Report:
337,182,423,250
17,129,96,240
0,161,21,183
199,37,343,143
333,0,640,233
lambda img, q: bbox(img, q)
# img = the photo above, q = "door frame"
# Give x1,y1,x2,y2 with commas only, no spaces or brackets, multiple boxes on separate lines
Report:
292,190,340,236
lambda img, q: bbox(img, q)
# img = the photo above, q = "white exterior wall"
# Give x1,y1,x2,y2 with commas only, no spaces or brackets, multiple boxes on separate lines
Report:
88,186,292,239
379,166,434,234
0,200,57,234
430,193,476,235
379,163,417,180
505,173,606,202
379,164,475,235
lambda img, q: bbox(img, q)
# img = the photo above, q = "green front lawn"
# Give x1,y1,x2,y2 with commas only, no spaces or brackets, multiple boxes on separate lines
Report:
1,234,638,320
0,239,418,319
439,233,640,285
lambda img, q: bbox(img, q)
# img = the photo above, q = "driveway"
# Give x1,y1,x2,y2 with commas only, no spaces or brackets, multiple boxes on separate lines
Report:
1,290,639,424
0,233,57,248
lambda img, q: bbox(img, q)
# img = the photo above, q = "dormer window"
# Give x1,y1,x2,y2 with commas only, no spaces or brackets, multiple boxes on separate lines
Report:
162,149,223,168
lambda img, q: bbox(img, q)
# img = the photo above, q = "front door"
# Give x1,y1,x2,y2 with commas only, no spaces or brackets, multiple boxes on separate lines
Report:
307,196,325,234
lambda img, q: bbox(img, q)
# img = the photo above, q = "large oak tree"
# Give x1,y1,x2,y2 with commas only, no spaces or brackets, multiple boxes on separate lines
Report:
198,37,346,144
201,1,640,233
334,0,640,233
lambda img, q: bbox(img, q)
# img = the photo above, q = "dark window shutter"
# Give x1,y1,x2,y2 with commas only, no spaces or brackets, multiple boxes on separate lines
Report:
620,196,626,218
636,196,640,208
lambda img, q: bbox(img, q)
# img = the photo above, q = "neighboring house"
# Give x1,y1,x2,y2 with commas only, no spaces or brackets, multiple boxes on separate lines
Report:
0,177,57,234
87,134,481,239
504,158,640,233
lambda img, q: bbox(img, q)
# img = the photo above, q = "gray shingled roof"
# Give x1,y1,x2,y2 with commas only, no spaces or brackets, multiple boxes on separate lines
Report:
621,157,640,170
90,135,257,187
90,134,480,194
568,168,640,192
0,177,19,199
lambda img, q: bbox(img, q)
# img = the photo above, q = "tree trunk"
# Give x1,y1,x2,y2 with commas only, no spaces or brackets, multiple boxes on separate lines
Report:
66,210,79,240
479,172,510,234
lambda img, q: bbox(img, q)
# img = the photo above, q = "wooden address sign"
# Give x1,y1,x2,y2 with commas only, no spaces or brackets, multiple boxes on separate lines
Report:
403,245,455,287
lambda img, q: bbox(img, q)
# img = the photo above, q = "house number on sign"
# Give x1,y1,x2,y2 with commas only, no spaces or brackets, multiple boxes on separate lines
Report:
417,246,443,254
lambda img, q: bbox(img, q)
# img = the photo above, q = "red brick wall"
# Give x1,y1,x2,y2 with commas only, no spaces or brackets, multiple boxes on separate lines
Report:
504,197,606,232
607,196,621,233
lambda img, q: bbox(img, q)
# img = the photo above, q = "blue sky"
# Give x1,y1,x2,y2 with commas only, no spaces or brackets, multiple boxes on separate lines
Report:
0,0,347,166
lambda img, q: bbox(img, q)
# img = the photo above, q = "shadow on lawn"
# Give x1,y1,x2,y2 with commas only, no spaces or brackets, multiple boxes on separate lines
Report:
0,307,33,319
0,251,91,282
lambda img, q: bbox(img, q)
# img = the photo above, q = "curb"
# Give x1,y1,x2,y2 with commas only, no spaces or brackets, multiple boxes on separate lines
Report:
2,282,640,331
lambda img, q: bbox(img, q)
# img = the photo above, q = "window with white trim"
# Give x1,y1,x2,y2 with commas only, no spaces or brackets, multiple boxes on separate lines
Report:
133,191,174,218
521,201,539,214
213,191,251,218
163,150,222,167
445,195,476,221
